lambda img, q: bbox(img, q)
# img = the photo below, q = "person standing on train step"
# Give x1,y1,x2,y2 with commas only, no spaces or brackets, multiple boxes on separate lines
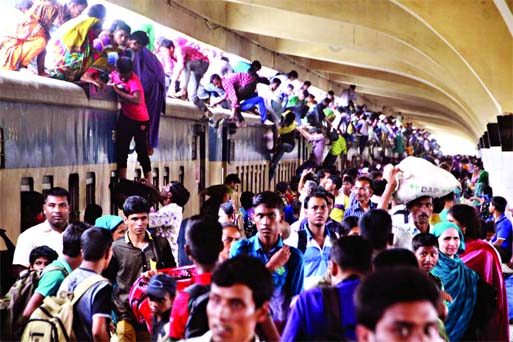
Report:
12,187,71,277
111,57,152,184
128,30,166,154
169,40,213,120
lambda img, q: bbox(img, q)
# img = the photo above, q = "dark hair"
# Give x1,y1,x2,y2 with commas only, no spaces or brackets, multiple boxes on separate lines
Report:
130,30,150,46
210,73,221,83
342,175,354,185
29,245,58,266
219,201,235,216
287,70,298,79
356,176,373,191
328,175,342,190
448,204,481,240
253,191,284,211
373,248,419,270
122,195,150,216
492,196,507,213
271,78,281,86
303,81,311,87
372,179,387,197
186,217,223,265
355,267,440,331
159,38,174,49
331,236,372,273
359,209,392,251
303,191,329,209
287,84,294,90
108,19,131,35
283,110,295,126
81,227,113,261
224,173,241,184
440,191,455,203
212,255,273,309
45,187,70,203
87,3,106,20
275,181,288,194
328,90,335,96
240,191,255,210
432,197,445,214
167,181,190,207
116,56,133,74
412,233,439,251
341,216,359,235
84,203,102,226
62,222,88,257
249,60,262,73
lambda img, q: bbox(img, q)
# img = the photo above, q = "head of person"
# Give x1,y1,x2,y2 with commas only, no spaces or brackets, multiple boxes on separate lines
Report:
129,30,150,52
81,227,113,269
218,201,236,225
185,217,223,266
84,203,102,226
359,209,393,252
29,245,58,271
303,191,329,229
108,20,131,47
224,174,241,192
270,78,281,91
116,57,134,82
15,0,33,12
249,60,262,74
354,176,373,205
146,273,177,316
157,37,174,56
341,215,360,236
330,236,372,283
66,0,88,18
210,73,222,88
406,196,433,228
95,215,127,241
122,196,150,237
302,81,311,90
490,196,507,215
160,181,190,207
43,187,71,231
207,255,273,342
355,267,441,342
286,84,294,95
240,191,255,211
432,222,464,258
275,182,289,196
87,3,106,22
448,204,481,239
324,175,342,194
287,70,298,80
372,248,419,271
219,224,242,262
482,219,496,241
62,222,87,263
342,175,354,196
252,191,284,244
349,84,356,91
412,233,439,272
477,170,489,184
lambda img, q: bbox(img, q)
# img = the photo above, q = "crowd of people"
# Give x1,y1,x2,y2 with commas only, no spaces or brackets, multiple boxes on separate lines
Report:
0,0,445,184
2,150,513,342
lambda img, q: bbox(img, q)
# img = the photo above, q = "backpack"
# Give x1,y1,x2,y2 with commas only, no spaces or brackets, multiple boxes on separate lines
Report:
0,266,67,340
184,283,210,338
21,274,107,342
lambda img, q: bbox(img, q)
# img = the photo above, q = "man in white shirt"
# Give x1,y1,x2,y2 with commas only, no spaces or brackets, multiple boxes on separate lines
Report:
12,187,70,275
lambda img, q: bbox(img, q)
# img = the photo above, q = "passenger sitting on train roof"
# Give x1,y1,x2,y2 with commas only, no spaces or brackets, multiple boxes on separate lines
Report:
197,73,228,109
54,0,89,27
128,30,166,152
168,39,213,119
12,187,71,275
46,4,106,81
0,0,59,74
110,56,152,184
155,38,175,95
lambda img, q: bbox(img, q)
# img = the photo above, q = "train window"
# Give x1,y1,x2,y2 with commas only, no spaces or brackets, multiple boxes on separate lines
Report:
191,134,198,160
86,172,96,205
163,167,170,186
0,128,4,169
134,169,142,182
110,170,119,215
20,177,34,192
152,168,159,188
68,174,79,222
228,140,235,164
42,175,54,198
178,166,185,184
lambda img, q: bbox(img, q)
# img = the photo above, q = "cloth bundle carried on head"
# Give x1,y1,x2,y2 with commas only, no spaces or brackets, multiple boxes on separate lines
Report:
385,156,460,204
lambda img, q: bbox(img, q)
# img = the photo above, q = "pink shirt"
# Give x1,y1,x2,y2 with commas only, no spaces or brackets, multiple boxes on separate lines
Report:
221,72,257,108
175,45,209,65
111,71,149,122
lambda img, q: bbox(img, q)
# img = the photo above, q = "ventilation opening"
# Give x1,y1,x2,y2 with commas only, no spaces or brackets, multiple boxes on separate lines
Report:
42,175,53,198
86,172,96,205
68,174,80,223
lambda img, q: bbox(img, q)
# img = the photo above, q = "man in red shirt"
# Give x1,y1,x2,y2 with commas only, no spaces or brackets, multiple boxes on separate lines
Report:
111,57,152,184
169,217,223,339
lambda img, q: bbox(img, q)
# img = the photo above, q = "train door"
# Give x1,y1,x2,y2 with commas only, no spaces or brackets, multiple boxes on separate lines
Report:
194,124,207,206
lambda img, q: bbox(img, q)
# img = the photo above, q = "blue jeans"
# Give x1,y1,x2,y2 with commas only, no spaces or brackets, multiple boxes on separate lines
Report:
269,143,294,180
241,96,267,122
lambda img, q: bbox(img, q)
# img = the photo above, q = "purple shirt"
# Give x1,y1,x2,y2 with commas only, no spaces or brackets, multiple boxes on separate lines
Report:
309,134,325,166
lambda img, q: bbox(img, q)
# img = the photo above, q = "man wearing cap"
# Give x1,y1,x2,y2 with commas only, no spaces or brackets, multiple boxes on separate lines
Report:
146,274,177,342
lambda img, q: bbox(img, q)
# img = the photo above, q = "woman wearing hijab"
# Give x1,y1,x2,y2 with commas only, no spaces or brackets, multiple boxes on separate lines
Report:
448,204,508,341
431,222,479,342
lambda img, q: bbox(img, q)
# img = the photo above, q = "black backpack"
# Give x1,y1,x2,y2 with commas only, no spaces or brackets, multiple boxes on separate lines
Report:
184,283,210,338
313,286,349,341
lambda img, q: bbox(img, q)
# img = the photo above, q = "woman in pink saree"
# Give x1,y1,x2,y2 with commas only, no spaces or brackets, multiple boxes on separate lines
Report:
448,204,508,341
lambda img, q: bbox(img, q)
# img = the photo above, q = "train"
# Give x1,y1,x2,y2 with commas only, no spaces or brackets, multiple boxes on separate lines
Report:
0,69,308,246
